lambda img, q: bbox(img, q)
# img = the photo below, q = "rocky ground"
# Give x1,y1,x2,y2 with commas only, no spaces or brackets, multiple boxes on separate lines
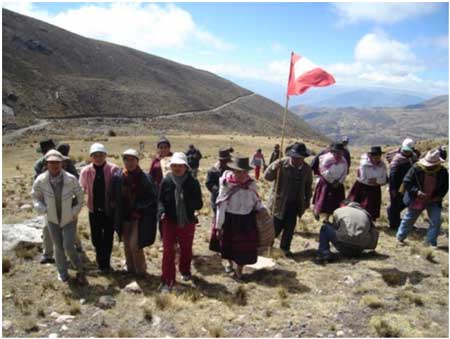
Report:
2,133,448,338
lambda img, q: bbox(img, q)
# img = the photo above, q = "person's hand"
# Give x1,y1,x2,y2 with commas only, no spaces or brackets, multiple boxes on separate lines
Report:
215,228,224,241
160,213,166,221
417,191,428,200
368,178,377,185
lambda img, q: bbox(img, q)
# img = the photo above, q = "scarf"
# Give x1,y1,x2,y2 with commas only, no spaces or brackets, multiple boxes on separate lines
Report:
216,170,258,205
171,172,189,227
416,163,442,174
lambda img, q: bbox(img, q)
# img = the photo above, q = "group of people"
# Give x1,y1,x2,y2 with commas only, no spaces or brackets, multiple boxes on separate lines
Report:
30,134,448,288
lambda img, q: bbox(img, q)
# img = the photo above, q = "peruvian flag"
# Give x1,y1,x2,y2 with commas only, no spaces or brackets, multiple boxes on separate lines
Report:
287,52,335,96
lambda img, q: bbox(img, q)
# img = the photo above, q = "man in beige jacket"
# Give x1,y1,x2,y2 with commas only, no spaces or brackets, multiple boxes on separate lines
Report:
31,150,85,283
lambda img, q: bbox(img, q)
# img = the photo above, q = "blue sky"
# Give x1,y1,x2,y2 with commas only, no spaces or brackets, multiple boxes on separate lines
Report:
3,2,449,100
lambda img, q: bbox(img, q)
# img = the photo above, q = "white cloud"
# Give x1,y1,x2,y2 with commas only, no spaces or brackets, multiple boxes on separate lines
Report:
332,3,441,25
414,35,449,50
2,2,233,52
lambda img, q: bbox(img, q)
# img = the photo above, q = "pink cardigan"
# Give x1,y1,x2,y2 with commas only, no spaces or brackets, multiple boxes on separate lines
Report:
79,161,119,213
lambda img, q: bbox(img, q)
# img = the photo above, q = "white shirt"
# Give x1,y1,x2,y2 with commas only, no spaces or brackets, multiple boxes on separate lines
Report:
319,152,348,184
357,154,387,186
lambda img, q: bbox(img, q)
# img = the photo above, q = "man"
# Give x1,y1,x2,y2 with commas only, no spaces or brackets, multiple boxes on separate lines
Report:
205,149,233,214
264,142,313,257
56,143,79,179
185,144,203,179
79,143,119,272
31,150,85,283
342,136,351,173
386,138,419,229
34,138,56,264
269,144,281,165
396,149,448,247
316,200,379,263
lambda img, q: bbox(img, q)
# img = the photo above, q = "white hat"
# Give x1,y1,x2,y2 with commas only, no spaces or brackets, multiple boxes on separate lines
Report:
169,152,191,169
44,149,64,162
90,143,107,155
122,149,139,159
401,138,415,152
418,149,444,167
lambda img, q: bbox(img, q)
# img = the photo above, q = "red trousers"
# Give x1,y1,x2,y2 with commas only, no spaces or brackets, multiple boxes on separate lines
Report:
254,166,261,180
161,217,196,286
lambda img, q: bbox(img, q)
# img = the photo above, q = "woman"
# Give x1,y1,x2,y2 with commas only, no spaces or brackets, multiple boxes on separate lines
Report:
159,152,203,292
348,146,387,221
79,143,119,272
111,149,158,276
148,136,173,188
313,142,348,222
250,148,266,180
216,156,262,281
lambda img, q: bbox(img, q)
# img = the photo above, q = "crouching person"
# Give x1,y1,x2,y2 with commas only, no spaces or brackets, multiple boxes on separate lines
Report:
316,200,379,264
31,150,86,283
159,152,203,292
111,149,158,276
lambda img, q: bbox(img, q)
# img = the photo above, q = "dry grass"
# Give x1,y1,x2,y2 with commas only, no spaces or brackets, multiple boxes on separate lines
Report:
361,295,384,309
396,290,424,306
154,294,172,311
3,258,12,273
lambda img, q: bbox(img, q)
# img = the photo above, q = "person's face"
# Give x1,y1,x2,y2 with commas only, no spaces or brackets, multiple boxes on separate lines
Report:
158,143,171,157
123,156,139,171
291,156,305,167
171,163,187,176
47,161,62,176
91,152,107,166
233,169,247,182
370,154,382,164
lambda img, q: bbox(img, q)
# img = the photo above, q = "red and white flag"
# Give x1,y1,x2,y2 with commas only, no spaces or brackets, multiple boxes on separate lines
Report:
287,52,335,96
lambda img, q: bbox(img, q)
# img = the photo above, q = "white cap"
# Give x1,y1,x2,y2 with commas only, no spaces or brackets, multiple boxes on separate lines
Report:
122,149,139,159
169,152,191,169
44,149,64,162
89,143,107,155
401,138,415,152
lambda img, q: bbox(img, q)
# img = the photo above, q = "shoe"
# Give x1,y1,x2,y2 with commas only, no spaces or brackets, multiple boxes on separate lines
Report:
397,238,406,246
313,212,320,221
58,273,70,282
40,257,55,264
283,250,294,258
314,253,331,265
159,284,171,293
181,273,192,281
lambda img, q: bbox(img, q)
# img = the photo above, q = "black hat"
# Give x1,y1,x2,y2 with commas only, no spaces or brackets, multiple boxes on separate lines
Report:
37,138,56,154
218,148,232,160
368,146,384,155
157,136,171,148
228,155,253,171
330,142,345,152
56,143,70,156
274,144,280,149
287,142,311,158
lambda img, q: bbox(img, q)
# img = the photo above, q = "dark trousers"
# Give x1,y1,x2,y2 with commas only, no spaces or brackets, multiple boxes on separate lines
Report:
387,194,406,229
273,205,298,252
89,211,114,270
318,224,362,257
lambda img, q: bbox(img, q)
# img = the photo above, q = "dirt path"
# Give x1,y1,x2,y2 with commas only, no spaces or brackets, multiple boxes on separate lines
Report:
2,120,50,144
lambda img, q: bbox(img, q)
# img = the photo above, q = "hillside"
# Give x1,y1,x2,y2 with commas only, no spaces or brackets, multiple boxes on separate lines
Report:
2,9,325,141
291,95,448,145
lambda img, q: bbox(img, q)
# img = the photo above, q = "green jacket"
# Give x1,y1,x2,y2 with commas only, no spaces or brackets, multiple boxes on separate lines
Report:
264,157,313,219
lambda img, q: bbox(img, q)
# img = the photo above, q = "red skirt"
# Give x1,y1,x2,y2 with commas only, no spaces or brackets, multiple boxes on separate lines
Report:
313,177,345,215
348,181,381,220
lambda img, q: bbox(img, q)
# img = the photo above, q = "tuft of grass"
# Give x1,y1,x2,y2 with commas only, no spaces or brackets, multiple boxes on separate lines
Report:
410,244,421,255
118,328,134,338
396,290,424,306
15,246,38,260
442,265,449,278
97,328,114,338
208,324,225,338
37,308,45,318
69,302,81,315
184,287,202,303
361,295,384,309
3,258,12,273
277,286,288,300
370,316,401,337
232,286,248,306
155,294,171,310
421,248,436,263
22,319,39,333
143,307,153,322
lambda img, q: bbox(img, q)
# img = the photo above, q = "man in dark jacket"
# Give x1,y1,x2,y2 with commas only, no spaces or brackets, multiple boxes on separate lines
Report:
386,141,419,229
205,149,232,213
57,143,79,179
185,144,202,178
264,142,313,257
110,149,158,275
316,200,379,263
269,144,281,165
342,136,351,174
397,150,448,247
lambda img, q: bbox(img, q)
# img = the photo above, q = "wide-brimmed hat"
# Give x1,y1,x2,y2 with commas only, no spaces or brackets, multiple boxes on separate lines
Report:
287,142,311,158
330,142,345,152
44,149,64,162
157,136,171,148
37,138,56,153
368,146,384,156
228,155,253,171
169,152,191,169
90,143,107,155
218,148,232,161
122,149,140,160
418,149,445,167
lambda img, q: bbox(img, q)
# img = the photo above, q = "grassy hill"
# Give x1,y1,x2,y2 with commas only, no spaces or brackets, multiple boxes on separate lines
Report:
291,95,448,145
2,9,325,142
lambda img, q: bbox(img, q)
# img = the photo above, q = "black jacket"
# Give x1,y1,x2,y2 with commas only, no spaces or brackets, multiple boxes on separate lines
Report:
185,149,202,169
403,164,448,207
110,169,158,248
159,173,203,224
205,165,228,211
389,158,414,193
